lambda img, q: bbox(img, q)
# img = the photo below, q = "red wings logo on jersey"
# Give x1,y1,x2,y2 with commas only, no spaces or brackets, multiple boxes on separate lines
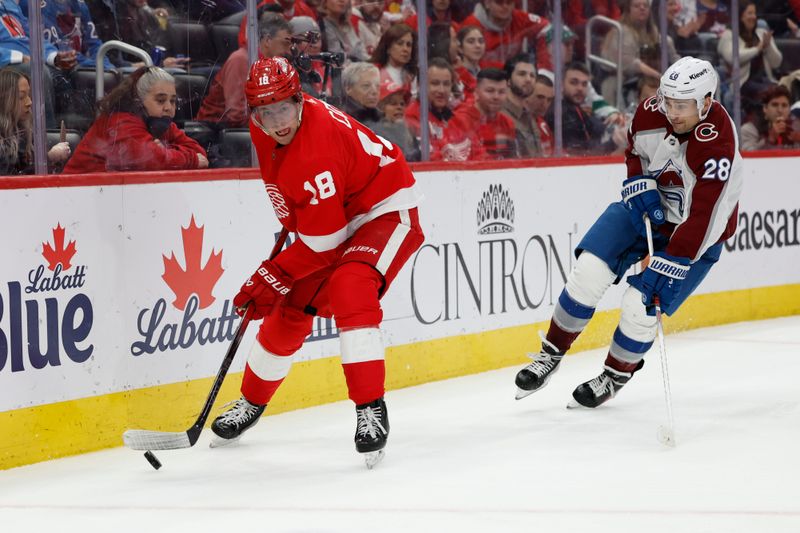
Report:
644,96,659,113
694,123,719,142
1,15,26,38
265,183,290,219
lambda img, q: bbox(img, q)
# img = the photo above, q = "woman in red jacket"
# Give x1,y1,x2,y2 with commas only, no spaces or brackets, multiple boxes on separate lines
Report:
64,67,208,174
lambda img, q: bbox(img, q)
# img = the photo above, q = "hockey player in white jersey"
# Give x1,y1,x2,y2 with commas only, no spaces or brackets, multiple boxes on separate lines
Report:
515,56,743,407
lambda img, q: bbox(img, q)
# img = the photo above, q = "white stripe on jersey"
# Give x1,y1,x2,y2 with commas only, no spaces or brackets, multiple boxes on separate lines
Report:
298,183,422,253
375,210,411,275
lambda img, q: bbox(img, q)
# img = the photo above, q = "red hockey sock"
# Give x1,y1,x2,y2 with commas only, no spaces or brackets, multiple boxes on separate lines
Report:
342,360,385,405
545,320,582,353
241,363,285,406
604,353,642,373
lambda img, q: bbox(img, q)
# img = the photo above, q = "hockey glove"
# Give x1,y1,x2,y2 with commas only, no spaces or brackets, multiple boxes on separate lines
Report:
621,175,665,234
627,252,690,316
233,259,293,320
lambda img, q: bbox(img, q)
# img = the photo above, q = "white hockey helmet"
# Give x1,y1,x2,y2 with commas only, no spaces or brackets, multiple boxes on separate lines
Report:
657,56,718,120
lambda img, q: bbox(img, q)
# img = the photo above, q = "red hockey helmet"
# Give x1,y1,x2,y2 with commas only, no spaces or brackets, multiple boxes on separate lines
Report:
245,57,302,108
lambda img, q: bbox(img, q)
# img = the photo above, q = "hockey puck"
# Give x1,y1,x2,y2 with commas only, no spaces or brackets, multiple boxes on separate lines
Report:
143,450,162,470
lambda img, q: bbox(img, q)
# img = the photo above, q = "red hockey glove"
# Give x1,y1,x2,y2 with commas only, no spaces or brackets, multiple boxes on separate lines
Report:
233,259,293,320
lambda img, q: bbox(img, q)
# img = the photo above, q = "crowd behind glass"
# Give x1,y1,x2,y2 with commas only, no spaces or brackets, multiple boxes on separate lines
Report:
2,0,800,175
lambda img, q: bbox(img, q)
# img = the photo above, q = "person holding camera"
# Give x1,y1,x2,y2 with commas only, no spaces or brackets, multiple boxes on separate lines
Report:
195,13,292,128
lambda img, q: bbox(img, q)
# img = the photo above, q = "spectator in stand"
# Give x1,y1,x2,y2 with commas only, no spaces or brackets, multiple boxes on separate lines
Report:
454,67,517,159
370,23,417,89
455,25,485,102
110,0,190,71
461,0,551,71
288,16,324,96
740,84,800,150
237,0,318,48
528,73,553,155
0,0,74,126
718,1,783,114
547,61,626,156
502,53,541,157
0,69,70,175
25,0,114,70
600,0,679,108
790,102,800,133
322,0,368,63
342,61,381,125
697,0,730,35
195,13,292,128
405,0,459,31
352,0,385,57
758,0,800,37
405,58,486,161
428,21,459,63
655,0,703,56
376,78,419,160
546,24,626,128
63,67,207,173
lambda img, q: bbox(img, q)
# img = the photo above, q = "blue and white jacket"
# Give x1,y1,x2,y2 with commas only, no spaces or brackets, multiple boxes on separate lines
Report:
20,0,113,69
0,0,57,66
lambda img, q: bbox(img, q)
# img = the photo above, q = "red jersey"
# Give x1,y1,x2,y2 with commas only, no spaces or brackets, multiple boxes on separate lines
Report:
251,95,422,279
461,9,552,71
453,104,518,160
63,113,205,174
404,100,487,162
626,97,743,261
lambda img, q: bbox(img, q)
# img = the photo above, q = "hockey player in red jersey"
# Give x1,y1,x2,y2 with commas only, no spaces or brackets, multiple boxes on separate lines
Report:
211,57,424,467
514,56,743,408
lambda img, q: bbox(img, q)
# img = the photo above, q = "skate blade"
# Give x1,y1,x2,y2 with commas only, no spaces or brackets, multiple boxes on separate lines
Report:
209,435,241,448
362,450,385,469
566,399,588,409
515,387,535,400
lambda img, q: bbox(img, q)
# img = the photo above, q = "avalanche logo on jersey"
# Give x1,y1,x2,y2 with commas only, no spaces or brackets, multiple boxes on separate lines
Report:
651,158,686,219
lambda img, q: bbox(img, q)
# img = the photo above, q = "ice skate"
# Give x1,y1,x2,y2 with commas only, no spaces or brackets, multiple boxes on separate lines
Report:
210,396,266,447
355,397,389,469
567,361,644,409
515,335,564,400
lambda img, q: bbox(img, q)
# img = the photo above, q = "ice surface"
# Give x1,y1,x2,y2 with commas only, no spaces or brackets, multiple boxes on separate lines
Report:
2,316,799,533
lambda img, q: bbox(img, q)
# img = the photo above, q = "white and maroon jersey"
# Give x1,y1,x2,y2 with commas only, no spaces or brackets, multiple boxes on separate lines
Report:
625,97,743,262
250,95,423,279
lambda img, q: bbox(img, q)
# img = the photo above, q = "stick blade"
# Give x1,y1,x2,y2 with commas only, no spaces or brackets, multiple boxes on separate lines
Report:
123,429,192,450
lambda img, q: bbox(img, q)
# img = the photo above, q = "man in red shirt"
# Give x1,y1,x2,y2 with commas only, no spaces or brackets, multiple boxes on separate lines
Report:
195,14,292,128
405,58,487,161
462,0,552,71
454,67,518,159
210,57,424,469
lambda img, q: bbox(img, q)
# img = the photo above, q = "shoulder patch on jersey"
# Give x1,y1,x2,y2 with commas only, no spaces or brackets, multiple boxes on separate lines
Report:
265,183,290,219
643,96,659,113
694,123,719,142
528,13,541,23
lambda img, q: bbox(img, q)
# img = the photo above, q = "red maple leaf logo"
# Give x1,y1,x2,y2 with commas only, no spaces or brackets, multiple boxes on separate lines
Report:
42,224,77,271
162,216,224,310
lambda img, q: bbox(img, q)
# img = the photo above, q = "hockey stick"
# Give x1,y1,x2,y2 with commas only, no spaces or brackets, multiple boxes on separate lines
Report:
644,216,677,448
123,228,290,451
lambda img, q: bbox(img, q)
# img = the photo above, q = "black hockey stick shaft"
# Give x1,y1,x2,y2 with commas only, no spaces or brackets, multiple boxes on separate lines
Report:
184,227,290,445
